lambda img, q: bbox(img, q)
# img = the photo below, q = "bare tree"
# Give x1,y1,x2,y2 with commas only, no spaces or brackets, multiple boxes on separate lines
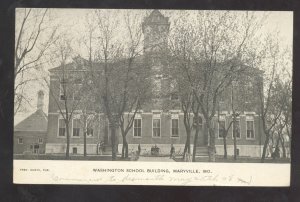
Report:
15,8,58,115
45,37,83,159
180,92,194,160
75,14,99,157
88,10,150,160
117,12,151,158
81,110,98,157
167,12,199,161
216,101,233,159
91,10,122,160
79,74,99,157
230,83,240,160
267,72,291,160
252,34,292,162
180,11,263,162
277,64,292,159
282,72,292,158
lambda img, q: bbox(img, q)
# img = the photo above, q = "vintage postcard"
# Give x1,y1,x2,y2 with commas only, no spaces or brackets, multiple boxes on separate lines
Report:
13,8,292,186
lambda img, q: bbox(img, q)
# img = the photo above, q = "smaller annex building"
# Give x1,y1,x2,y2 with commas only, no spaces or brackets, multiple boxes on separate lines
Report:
14,91,48,155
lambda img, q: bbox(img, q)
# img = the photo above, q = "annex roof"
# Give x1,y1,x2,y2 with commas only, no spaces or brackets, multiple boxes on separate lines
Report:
14,109,48,132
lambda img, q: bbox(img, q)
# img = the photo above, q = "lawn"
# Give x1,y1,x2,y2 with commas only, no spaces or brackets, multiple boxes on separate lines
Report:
173,156,290,163
14,154,290,163
13,154,130,161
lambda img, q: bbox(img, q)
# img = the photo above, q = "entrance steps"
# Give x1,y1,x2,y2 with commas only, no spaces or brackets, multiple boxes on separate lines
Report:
195,146,209,157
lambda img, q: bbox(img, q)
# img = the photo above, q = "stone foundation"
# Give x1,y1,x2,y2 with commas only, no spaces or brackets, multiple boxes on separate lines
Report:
45,143,98,155
46,143,263,157
215,145,263,157
118,144,192,155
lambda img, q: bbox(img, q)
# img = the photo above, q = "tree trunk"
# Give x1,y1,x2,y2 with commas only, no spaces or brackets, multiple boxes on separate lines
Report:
273,136,281,160
65,122,70,160
96,142,99,155
208,127,216,162
183,129,191,160
84,131,87,157
261,133,270,163
110,125,118,161
183,143,187,160
223,135,227,159
192,125,200,162
121,134,128,159
83,118,87,157
280,137,286,158
233,119,237,160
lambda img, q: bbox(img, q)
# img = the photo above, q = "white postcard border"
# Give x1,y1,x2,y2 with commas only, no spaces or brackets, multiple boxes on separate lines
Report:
13,160,290,186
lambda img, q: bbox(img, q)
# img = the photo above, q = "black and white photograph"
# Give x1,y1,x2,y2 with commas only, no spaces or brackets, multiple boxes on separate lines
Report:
13,8,292,186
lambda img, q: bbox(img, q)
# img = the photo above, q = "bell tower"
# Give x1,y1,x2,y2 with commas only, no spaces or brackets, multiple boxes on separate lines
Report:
142,10,171,110
142,10,170,55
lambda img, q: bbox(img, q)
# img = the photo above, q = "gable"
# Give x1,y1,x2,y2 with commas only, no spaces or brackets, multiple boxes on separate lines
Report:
14,110,48,132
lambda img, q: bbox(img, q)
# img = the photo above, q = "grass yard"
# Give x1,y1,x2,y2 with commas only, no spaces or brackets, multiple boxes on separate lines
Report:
173,155,290,163
14,154,290,163
13,154,131,161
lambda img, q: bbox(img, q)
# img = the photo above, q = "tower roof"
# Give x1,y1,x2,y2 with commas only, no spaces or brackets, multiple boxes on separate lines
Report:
143,10,169,25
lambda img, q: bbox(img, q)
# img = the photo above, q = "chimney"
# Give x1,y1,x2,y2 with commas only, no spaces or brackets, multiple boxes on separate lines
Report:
37,90,44,111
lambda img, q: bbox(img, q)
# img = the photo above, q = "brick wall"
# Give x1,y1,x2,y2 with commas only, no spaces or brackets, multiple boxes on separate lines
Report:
14,131,46,154
121,113,191,145
214,114,265,146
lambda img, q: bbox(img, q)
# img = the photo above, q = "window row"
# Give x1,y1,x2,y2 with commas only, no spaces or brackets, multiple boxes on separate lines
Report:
218,119,255,139
17,138,43,144
57,117,255,139
59,118,178,138
58,119,94,137
59,83,82,101
133,118,179,138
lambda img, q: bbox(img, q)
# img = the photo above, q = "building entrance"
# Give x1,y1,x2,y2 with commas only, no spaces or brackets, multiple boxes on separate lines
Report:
193,116,206,146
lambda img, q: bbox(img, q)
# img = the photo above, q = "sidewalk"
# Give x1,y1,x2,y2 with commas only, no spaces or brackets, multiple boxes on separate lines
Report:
138,156,175,162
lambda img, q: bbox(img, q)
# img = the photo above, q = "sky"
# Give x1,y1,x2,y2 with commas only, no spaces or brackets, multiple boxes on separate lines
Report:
14,9,293,125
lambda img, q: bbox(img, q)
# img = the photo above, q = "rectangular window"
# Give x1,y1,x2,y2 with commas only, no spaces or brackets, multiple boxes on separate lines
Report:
38,138,43,144
87,127,94,137
153,119,161,137
232,120,241,139
218,120,226,138
133,119,142,137
246,120,255,139
171,119,179,137
18,138,23,144
73,147,77,154
73,119,80,137
33,144,39,154
34,148,39,154
58,119,66,137
59,80,67,100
